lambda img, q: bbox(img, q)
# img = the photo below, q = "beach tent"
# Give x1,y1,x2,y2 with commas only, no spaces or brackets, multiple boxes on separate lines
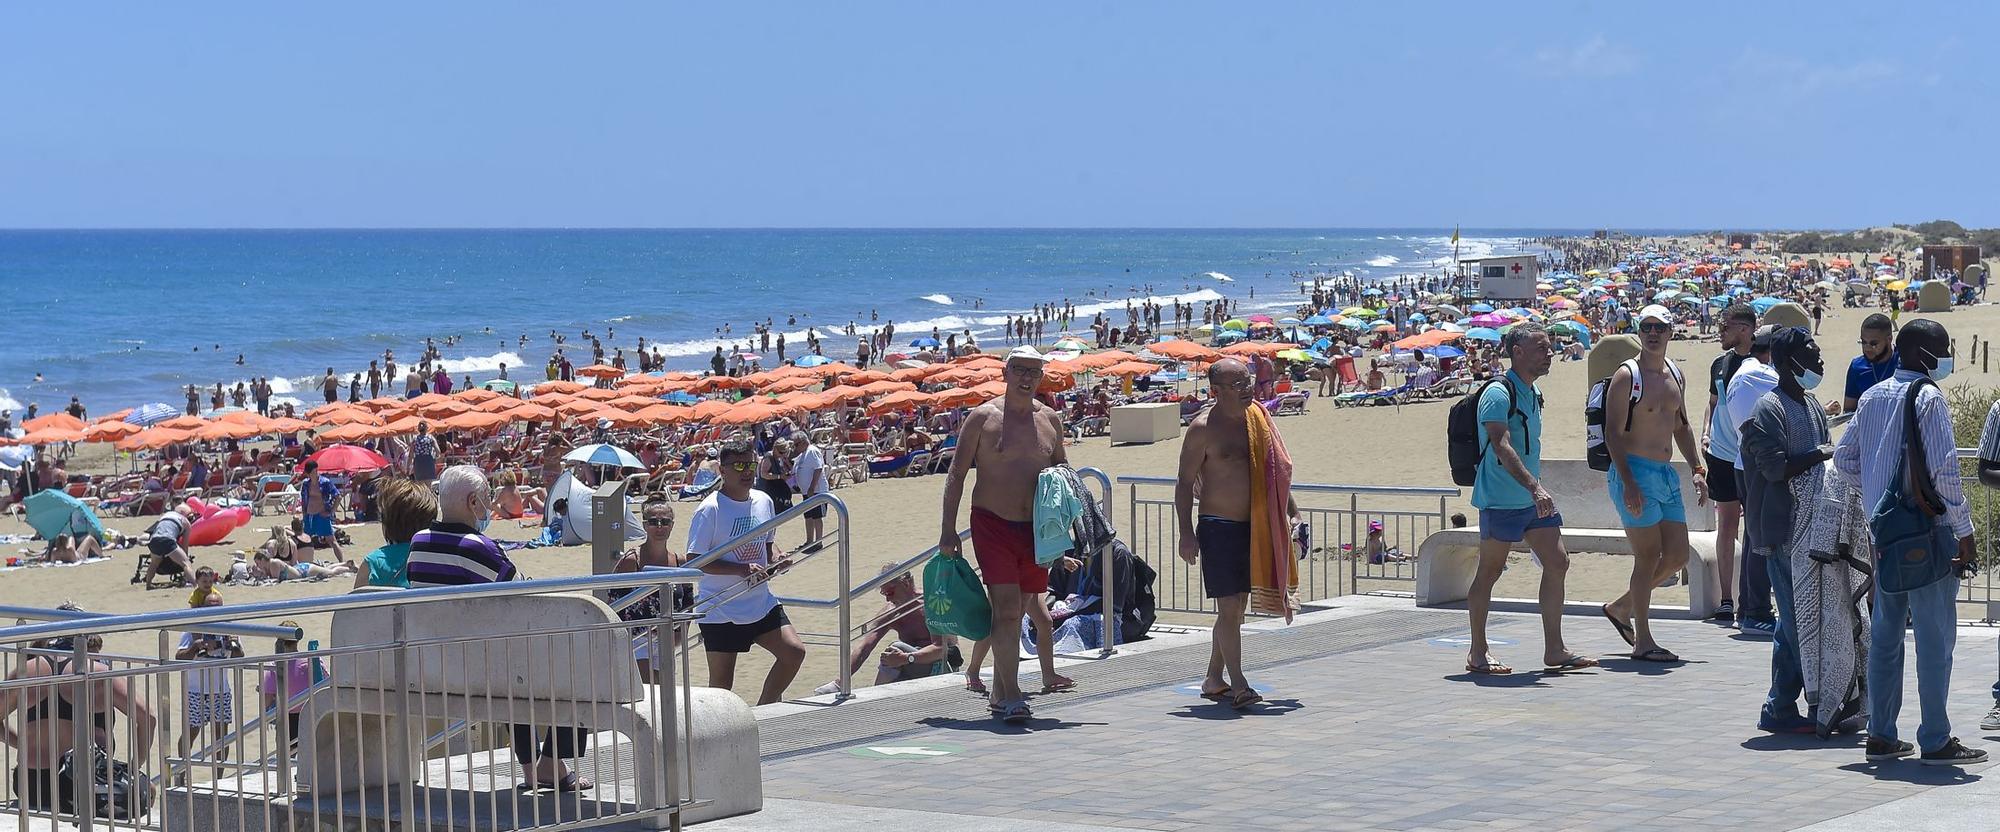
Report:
545,471,644,546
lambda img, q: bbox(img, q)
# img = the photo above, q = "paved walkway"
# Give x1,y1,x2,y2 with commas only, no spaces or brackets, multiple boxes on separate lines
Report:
715,596,2000,832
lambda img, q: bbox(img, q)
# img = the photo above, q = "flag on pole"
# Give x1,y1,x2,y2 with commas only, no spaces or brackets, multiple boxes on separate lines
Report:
1450,225,1460,245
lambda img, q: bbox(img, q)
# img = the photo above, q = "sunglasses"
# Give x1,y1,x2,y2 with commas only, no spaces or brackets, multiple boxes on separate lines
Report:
644,518,675,528
1638,323,1671,333
724,461,755,472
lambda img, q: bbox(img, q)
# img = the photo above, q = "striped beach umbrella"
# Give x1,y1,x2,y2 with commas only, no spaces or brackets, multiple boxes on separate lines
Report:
125,402,180,426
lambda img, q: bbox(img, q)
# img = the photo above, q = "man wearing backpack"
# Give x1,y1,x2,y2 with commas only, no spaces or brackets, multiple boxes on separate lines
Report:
1835,319,1986,766
1463,322,1596,675
1598,305,1706,664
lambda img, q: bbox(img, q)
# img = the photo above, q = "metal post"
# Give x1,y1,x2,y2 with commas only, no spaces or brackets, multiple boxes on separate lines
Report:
592,478,630,576
70,636,94,832
392,607,416,828
835,497,853,699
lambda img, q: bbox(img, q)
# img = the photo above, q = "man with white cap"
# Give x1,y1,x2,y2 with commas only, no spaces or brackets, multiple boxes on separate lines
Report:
939,344,1073,723
1600,305,1706,663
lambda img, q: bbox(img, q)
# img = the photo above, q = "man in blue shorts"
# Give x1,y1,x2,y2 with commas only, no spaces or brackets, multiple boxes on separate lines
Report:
1600,305,1706,664
1464,322,1596,674
299,460,343,561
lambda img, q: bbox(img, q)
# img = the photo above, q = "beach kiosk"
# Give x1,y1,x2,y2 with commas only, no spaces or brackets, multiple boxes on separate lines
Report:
1459,254,1540,301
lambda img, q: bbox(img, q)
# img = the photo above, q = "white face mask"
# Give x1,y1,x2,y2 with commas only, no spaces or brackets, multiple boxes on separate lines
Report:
1929,357,1954,382
1798,370,1824,390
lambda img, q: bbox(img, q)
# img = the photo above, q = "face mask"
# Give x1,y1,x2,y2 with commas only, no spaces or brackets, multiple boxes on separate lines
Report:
1797,370,1823,390
1929,357,1954,382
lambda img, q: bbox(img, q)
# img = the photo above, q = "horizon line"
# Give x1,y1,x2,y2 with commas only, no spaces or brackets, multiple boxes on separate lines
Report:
0,225,1736,233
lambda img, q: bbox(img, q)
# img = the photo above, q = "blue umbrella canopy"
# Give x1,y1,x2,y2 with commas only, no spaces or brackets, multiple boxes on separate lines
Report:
795,354,831,367
563,443,644,469
1337,318,1371,331
1429,345,1467,359
126,403,180,426
24,490,105,544
1465,327,1502,342
1303,314,1336,326
1749,296,1783,315
909,336,941,348
1362,288,1384,296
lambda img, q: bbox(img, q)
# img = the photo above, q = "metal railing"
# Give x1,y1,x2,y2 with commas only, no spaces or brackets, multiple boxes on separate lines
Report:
0,567,704,832
1954,447,2000,620
1119,475,1459,614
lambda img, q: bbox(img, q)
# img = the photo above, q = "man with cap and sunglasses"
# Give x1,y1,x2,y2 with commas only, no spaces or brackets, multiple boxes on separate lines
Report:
1725,324,1784,639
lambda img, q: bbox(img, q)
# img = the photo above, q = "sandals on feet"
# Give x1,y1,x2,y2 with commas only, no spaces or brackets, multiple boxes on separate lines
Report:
1199,686,1233,702
1601,604,1636,646
1543,655,1600,672
1230,688,1264,710
995,699,1033,723
1630,647,1680,663
1465,661,1513,675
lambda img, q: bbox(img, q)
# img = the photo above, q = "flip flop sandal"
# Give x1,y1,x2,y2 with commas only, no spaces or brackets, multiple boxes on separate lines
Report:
999,700,1033,724
1230,689,1264,710
1465,662,1513,675
1631,647,1680,663
1543,655,1599,672
1600,605,1636,647
1199,687,1233,702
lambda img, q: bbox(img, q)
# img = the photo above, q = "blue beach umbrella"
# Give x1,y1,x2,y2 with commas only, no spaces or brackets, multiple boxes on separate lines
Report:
1468,303,1495,313
1303,314,1335,326
1338,318,1371,331
909,336,941,348
1408,312,1429,323
1749,296,1783,315
24,489,105,544
1429,345,1467,359
795,355,831,368
126,403,180,426
1465,327,1502,342
1362,288,1384,297
663,391,699,404
563,443,645,469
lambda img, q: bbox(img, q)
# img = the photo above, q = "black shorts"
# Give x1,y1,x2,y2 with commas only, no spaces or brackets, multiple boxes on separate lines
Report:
1704,453,1740,504
12,766,53,810
804,504,826,520
1197,516,1253,599
148,536,179,557
699,606,789,654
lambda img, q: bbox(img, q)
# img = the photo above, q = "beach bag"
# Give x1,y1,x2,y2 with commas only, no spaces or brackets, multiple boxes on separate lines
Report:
923,551,992,641
1446,378,1517,487
58,745,154,820
1868,378,1957,593
1585,359,1683,472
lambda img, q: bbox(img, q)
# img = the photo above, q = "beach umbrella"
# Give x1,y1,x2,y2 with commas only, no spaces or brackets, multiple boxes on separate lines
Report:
1052,337,1090,352
1547,321,1586,337
576,364,624,379
23,414,86,434
1194,323,1216,334
1361,288,1383,297
124,404,179,428
1274,349,1311,363
314,407,385,427
1220,319,1248,331
563,443,645,469
795,354,832,368
1144,340,1223,363
1468,313,1511,327
1653,289,1681,301
1303,314,1335,326
83,421,141,442
1278,317,1302,326
1336,318,1370,331
1429,345,1467,359
1212,330,1248,345
1465,327,1502,342
535,380,588,394
155,415,208,431
19,427,85,446
0,446,30,472
1434,304,1464,319
300,444,391,475
1339,307,1376,318
909,336,941,348
1749,296,1785,315
265,417,314,434
1468,303,1495,313
316,422,386,443
24,490,105,544
480,379,518,393
196,421,264,442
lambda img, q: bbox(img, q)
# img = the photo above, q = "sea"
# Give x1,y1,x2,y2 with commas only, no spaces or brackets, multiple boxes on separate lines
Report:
0,228,1569,416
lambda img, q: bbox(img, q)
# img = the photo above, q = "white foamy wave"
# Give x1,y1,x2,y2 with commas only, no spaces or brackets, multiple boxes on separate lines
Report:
1423,236,1498,266
920,294,955,306
439,351,525,375
0,388,21,413
230,376,296,395
1365,255,1401,268
607,315,635,323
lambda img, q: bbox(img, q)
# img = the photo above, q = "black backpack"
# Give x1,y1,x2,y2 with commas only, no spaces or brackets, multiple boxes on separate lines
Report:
1446,377,1523,487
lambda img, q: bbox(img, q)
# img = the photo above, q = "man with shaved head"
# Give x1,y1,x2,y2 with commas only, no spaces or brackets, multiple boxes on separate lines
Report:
1176,358,1298,709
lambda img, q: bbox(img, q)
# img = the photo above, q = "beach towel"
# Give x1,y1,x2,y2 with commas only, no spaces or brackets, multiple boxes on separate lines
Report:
1246,402,1298,622
1033,467,1084,565
1799,462,1872,737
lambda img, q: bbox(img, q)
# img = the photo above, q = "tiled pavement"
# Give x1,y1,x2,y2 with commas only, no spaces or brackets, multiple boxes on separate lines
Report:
746,600,2000,832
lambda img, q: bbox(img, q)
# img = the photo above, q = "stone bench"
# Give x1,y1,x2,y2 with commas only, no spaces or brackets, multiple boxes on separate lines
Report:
1415,458,1723,618
295,592,760,828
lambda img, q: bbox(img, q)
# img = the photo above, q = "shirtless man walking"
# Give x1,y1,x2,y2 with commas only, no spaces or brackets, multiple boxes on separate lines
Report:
1175,358,1295,709
940,346,1074,723
1601,305,1707,662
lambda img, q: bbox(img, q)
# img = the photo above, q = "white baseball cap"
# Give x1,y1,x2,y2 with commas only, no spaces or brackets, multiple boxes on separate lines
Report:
1637,304,1674,325
1006,345,1047,364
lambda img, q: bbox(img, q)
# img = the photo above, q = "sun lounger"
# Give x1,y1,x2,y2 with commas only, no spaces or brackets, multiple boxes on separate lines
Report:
1269,392,1310,416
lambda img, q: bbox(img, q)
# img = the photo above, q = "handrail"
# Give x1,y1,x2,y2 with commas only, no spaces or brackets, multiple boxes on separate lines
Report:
1116,474,1461,498
0,603,304,641
0,567,705,646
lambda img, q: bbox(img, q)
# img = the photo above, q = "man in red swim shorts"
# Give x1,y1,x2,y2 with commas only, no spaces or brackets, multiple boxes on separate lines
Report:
941,346,1074,723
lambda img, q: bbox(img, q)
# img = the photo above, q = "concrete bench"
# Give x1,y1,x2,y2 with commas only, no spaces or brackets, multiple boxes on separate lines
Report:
1415,458,1723,618
296,593,760,828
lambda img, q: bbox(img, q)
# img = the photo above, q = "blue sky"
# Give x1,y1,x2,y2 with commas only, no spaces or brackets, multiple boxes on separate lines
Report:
3,2,1993,229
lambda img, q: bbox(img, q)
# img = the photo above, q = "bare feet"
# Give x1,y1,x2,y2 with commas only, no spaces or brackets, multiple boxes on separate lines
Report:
1466,654,1512,675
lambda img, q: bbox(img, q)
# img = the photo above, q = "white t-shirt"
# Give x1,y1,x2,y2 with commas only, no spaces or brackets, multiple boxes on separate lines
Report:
793,446,827,497
177,632,234,695
1725,357,1780,446
688,490,779,624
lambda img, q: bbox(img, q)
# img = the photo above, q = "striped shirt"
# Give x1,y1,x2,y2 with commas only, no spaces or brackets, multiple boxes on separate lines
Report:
1834,369,1972,538
407,522,516,587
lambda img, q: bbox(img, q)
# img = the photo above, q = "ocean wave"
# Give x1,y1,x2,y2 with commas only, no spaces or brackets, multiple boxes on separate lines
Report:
439,351,526,375
1365,255,1401,268
0,388,21,413
920,294,955,306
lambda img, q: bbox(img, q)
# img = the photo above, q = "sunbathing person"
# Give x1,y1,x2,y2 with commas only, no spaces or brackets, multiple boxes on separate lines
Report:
249,550,357,582
493,473,545,519
44,532,104,564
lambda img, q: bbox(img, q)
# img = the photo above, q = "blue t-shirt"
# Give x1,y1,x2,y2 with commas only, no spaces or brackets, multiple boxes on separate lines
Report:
1843,350,1897,403
1472,370,1541,510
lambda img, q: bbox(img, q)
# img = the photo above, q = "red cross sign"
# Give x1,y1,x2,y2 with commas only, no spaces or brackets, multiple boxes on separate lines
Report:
1510,262,1524,274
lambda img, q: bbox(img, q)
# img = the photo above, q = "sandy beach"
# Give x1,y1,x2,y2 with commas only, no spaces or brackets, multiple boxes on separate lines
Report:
9,288,2000,704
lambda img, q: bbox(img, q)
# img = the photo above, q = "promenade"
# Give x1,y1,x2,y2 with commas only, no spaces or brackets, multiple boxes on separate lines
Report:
720,595,2000,832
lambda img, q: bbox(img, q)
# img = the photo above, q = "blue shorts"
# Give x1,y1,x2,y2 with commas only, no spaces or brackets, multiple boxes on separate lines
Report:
1478,507,1563,543
302,513,335,538
1607,454,1686,529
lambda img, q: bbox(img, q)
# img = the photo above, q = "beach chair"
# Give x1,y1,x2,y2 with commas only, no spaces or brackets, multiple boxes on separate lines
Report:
63,481,102,510
1270,392,1310,416
254,474,299,516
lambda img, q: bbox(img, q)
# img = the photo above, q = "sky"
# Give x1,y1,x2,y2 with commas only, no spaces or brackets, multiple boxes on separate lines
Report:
3,2,1995,229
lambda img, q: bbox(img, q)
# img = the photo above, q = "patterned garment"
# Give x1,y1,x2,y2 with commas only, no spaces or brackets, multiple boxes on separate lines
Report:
1795,463,1871,733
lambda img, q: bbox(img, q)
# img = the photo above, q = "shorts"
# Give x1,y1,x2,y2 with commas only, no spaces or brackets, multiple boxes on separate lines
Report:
302,513,335,538
1704,452,1740,504
886,641,950,682
1478,507,1564,543
186,690,234,725
11,767,54,811
511,724,590,763
1607,454,1686,529
148,536,180,557
970,507,1047,592
804,504,826,520
1196,516,1252,599
698,606,790,654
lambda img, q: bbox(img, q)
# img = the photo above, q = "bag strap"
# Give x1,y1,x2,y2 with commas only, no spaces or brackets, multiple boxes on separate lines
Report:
1902,377,1946,516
